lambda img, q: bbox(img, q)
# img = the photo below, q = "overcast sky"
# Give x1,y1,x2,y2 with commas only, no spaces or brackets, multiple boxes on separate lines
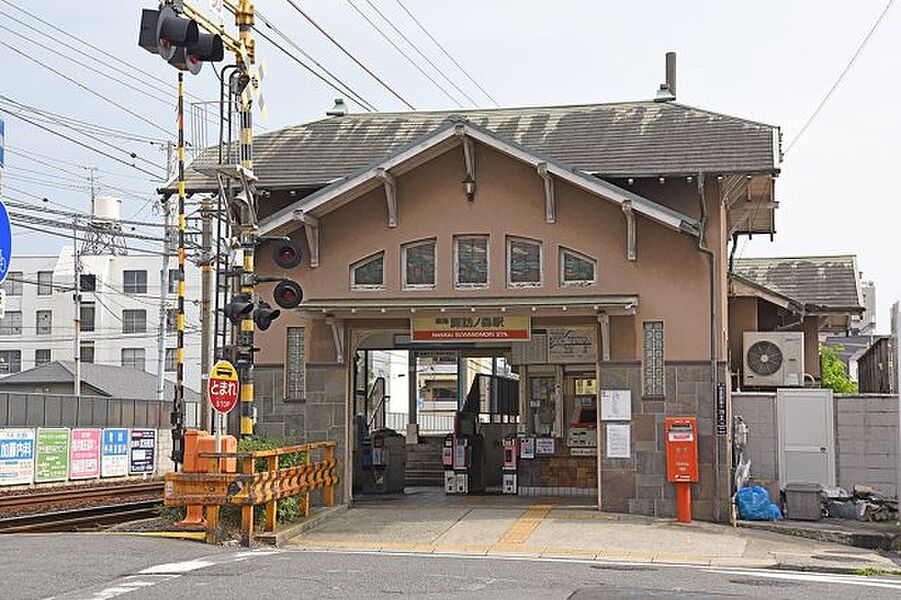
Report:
2,1,899,331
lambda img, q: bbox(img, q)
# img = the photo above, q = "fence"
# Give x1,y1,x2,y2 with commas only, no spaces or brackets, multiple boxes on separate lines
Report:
386,411,455,434
0,392,200,429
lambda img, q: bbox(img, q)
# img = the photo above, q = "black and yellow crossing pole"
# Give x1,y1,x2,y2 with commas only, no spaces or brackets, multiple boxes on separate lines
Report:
173,70,187,462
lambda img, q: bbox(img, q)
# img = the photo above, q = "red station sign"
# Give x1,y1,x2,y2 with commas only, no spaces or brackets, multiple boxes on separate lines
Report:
208,359,239,414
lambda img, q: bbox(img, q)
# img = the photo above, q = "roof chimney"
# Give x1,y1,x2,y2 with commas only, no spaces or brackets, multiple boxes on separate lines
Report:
654,52,677,102
326,98,348,117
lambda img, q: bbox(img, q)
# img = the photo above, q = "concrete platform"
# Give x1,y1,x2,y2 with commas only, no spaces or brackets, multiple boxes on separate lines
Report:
738,518,901,552
286,487,901,573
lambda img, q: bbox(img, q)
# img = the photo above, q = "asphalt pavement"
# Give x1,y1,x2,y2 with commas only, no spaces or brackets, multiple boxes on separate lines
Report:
2,534,901,599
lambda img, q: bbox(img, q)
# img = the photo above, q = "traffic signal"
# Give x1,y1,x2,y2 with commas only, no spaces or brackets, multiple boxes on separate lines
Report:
273,239,302,269
274,280,303,309
254,301,281,331
224,293,254,326
138,6,222,73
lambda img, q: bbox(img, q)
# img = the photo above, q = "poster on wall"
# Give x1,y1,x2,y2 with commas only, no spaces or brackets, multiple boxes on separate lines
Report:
101,428,129,478
0,428,35,486
519,437,535,459
69,428,101,479
601,390,632,421
129,429,156,474
535,437,556,455
35,428,70,483
546,328,597,364
605,423,631,459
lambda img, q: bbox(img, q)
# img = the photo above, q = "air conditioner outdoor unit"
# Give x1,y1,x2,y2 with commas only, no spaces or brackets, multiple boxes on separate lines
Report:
743,331,805,388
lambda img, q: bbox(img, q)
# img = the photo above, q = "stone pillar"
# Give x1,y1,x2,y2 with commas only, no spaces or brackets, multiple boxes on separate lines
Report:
407,351,419,443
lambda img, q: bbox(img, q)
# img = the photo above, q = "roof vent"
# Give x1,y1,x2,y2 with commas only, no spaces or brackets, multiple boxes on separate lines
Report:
326,98,348,117
654,51,677,102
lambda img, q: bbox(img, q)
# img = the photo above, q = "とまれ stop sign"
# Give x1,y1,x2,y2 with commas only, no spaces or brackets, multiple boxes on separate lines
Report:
208,359,239,414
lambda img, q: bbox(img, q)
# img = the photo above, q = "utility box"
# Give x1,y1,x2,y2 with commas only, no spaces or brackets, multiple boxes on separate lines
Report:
368,429,406,494
784,483,823,521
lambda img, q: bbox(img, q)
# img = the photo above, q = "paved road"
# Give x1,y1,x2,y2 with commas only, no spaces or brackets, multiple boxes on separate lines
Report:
2,534,901,599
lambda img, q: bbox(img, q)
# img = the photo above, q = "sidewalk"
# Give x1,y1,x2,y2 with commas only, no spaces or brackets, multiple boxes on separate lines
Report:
286,489,901,573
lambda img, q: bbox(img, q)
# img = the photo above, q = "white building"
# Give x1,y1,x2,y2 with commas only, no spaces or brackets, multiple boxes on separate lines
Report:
0,248,202,395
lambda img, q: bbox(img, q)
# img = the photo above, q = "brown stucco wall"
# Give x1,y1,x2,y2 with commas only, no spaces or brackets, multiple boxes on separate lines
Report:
728,297,758,373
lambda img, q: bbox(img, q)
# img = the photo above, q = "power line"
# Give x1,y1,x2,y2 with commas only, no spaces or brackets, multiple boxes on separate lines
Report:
392,0,499,107
359,0,479,107
250,6,378,112
283,0,417,109
0,39,172,137
4,146,157,182
4,199,166,229
9,221,167,257
786,0,895,154
343,0,465,107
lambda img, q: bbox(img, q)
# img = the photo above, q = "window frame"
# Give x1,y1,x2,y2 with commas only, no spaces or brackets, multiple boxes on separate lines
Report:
80,342,95,364
36,310,52,336
167,269,180,294
121,347,146,371
453,235,490,289
164,347,177,372
123,270,148,294
0,350,22,374
401,238,437,290
559,247,597,287
506,236,543,288
642,320,666,398
37,271,53,296
34,348,52,366
0,311,23,336
3,272,23,296
350,251,386,291
80,304,96,333
122,309,147,334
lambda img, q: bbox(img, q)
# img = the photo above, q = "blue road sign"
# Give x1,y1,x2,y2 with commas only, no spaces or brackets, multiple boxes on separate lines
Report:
0,199,10,284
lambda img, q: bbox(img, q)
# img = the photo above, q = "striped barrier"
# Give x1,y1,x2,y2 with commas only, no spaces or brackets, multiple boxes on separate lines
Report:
164,441,338,545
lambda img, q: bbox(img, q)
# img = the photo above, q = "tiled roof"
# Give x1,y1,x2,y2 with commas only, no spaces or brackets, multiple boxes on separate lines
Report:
0,361,200,401
733,255,863,311
177,101,780,192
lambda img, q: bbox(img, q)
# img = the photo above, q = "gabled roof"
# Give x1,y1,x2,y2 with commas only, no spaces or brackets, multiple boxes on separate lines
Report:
260,119,700,236
732,255,864,313
0,361,200,401
176,100,780,193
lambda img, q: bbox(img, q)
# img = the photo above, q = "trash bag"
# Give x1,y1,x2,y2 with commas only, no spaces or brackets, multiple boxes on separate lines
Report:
736,485,783,521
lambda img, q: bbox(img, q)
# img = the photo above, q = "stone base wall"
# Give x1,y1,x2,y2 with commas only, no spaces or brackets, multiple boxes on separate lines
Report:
518,452,597,492
600,361,731,522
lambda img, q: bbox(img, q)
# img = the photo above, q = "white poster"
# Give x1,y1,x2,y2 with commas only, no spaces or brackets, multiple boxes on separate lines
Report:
0,428,36,486
520,437,535,459
535,437,556,455
101,428,129,478
601,390,632,421
605,423,631,459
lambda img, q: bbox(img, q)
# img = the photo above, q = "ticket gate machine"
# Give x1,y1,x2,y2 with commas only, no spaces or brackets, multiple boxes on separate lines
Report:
443,433,485,494
502,436,518,495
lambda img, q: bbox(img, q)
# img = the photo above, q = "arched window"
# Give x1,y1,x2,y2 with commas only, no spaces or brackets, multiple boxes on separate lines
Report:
560,247,596,286
350,251,385,290
402,239,436,289
454,235,489,288
507,236,542,287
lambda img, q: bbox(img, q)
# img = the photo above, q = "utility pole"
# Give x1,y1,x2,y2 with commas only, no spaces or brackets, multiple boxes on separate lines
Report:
200,193,212,431
172,71,187,464
72,217,81,396
156,142,173,404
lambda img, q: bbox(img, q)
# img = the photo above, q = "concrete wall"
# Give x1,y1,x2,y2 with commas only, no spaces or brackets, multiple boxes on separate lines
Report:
733,392,900,498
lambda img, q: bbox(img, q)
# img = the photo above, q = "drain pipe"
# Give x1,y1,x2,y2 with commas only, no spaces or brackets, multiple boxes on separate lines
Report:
695,172,722,523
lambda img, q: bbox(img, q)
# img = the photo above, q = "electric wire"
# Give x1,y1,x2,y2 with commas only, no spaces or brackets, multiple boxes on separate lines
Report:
786,0,895,154
343,0,465,107
392,0,499,107
283,0,416,109
359,0,479,107
3,146,157,183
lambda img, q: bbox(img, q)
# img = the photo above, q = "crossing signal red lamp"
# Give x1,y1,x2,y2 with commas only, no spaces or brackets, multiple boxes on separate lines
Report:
274,280,303,309
273,239,303,269
138,6,222,74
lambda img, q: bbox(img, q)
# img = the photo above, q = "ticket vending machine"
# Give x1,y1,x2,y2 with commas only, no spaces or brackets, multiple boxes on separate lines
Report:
664,417,699,523
502,436,518,495
453,435,471,494
442,434,455,493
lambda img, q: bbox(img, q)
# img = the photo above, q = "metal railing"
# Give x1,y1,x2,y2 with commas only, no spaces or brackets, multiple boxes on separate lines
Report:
386,411,455,434
0,392,200,429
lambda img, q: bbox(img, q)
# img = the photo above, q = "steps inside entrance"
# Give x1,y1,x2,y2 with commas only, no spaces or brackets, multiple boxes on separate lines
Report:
405,436,445,487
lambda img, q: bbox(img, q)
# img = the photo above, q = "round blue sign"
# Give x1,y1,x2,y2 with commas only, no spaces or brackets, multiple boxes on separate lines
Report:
0,199,11,284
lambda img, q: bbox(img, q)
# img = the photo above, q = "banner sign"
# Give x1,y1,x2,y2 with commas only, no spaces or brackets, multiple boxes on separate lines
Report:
129,429,156,474
69,428,101,479
412,315,530,342
35,428,70,483
101,428,129,478
0,428,35,486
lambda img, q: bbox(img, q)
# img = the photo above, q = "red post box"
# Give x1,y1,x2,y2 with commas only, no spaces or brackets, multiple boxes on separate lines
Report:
664,417,698,523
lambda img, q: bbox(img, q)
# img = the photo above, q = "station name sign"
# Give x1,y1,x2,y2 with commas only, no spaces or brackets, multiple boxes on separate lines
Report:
411,315,530,342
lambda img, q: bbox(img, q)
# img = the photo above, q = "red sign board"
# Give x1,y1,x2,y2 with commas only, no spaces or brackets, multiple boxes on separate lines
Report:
208,360,239,414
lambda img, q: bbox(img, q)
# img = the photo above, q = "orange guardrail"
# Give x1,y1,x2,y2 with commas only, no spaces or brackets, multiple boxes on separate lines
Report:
164,440,338,545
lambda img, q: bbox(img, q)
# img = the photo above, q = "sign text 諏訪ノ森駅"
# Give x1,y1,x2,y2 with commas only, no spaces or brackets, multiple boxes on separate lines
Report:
411,315,530,342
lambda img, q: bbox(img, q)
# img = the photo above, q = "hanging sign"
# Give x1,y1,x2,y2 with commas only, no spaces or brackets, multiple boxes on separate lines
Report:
69,428,101,479
35,428,70,483
101,428,129,477
129,429,156,474
0,428,35,486
412,315,530,342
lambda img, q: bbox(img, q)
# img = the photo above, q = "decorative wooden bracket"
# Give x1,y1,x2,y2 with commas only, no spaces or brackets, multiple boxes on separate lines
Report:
536,162,556,223
456,126,477,199
597,311,611,362
296,210,319,268
376,168,397,228
326,316,344,365
621,200,636,261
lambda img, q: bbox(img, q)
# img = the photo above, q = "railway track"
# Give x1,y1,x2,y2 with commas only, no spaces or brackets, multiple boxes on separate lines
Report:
0,500,161,533
0,482,164,510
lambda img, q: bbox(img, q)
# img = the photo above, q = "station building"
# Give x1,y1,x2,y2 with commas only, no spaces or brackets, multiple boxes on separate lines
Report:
182,96,781,522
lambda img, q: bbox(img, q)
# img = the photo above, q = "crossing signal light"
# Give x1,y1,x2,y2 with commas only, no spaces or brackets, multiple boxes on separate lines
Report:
138,6,221,73
273,240,302,269
254,301,281,331
224,293,254,325
155,6,198,60
273,280,303,309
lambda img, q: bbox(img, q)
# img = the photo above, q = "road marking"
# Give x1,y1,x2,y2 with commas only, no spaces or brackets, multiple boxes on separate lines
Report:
494,504,555,547
707,568,901,591
139,559,215,574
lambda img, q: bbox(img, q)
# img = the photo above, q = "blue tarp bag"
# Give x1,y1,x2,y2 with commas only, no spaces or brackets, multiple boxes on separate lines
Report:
736,485,783,520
